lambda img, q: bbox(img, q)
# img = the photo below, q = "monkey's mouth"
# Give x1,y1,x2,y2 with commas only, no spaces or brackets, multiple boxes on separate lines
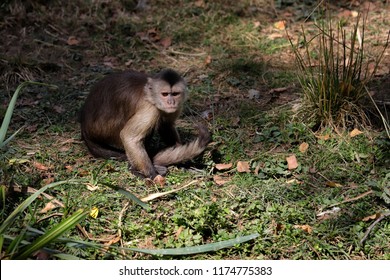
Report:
165,107,177,112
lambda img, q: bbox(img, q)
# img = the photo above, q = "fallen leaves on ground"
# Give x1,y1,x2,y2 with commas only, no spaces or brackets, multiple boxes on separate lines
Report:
40,202,57,213
153,175,166,187
286,154,298,170
237,161,250,173
293,224,313,234
213,175,232,186
299,142,309,153
215,163,233,171
350,128,363,137
362,213,381,221
33,161,50,171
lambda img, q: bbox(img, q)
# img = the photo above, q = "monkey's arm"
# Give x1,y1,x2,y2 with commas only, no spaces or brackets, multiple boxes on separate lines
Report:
120,102,160,178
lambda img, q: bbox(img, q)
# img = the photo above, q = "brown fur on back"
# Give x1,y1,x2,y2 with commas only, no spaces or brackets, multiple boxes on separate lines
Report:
80,71,149,158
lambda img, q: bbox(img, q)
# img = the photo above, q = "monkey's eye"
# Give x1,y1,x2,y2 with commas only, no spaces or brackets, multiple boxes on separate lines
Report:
161,92,169,97
171,92,181,96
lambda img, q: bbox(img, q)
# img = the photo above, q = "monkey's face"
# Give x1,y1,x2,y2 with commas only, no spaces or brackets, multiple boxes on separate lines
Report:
147,79,187,113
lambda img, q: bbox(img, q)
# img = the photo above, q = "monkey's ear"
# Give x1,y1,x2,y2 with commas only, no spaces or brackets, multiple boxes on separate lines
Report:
145,77,153,89
144,77,154,95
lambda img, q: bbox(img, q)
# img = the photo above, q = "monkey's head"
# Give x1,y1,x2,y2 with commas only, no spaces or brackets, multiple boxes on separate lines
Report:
145,69,187,114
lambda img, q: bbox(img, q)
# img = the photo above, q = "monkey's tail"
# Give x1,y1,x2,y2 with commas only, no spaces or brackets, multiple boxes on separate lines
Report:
152,124,211,166
82,131,127,160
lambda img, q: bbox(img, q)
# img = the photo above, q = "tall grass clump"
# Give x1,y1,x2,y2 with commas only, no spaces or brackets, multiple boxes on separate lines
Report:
289,10,389,130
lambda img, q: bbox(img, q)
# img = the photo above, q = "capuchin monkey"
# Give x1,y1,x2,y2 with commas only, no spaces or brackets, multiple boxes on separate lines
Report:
80,69,210,179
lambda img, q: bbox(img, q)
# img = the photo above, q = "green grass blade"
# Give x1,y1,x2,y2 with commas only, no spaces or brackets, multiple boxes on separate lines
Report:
101,182,151,211
0,81,57,146
0,179,82,234
0,184,5,215
0,234,3,255
25,228,259,257
0,126,24,149
5,228,27,258
127,233,260,256
15,208,88,259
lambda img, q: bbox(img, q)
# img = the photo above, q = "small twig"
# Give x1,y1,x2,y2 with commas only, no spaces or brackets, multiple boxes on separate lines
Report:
327,190,373,209
118,201,130,257
166,49,207,57
117,201,130,233
37,213,64,223
146,40,179,63
12,185,65,208
360,211,390,245
141,180,198,202
304,0,325,23
77,224,92,239
33,39,65,49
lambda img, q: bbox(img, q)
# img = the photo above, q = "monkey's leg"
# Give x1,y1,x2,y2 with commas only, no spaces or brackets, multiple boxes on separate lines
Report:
120,103,160,178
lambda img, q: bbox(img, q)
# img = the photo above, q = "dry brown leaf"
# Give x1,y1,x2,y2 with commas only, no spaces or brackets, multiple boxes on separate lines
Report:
153,175,166,187
103,235,121,246
146,28,160,41
213,175,231,186
273,20,286,30
125,59,133,67
160,37,172,48
270,219,284,235
53,105,65,113
293,224,313,234
237,161,250,173
26,124,38,133
232,117,240,126
204,55,212,65
316,134,330,141
268,33,283,40
136,31,148,41
362,213,381,221
40,202,57,213
65,165,73,172
194,0,205,7
215,163,233,171
351,10,359,17
42,176,55,185
67,36,80,46
33,161,49,171
286,154,298,170
338,9,352,18
299,142,309,153
350,128,363,137
175,226,184,240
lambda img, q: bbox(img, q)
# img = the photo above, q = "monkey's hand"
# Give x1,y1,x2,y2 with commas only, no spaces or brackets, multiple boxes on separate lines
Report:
154,165,168,176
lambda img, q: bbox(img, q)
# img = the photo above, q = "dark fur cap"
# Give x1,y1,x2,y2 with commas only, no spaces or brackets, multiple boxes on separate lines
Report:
155,69,183,86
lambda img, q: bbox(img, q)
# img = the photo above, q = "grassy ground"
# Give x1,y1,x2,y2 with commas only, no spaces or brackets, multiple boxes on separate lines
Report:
1,0,389,259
